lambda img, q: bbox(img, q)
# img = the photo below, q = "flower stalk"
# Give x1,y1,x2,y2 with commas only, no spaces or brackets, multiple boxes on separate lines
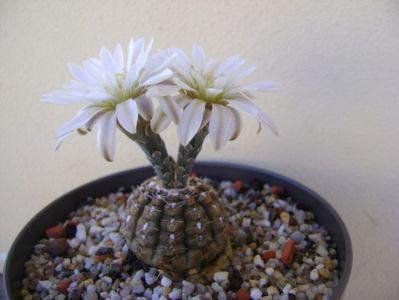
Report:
119,118,176,188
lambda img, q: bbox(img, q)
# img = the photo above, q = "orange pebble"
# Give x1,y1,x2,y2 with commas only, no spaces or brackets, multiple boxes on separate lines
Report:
281,239,295,265
58,279,71,294
236,288,251,300
271,185,285,197
233,180,244,192
262,250,276,261
45,226,65,238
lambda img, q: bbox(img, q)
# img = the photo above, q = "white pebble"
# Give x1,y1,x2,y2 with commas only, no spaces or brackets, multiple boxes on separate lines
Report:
101,217,113,226
242,217,251,227
55,295,66,300
110,291,121,300
211,282,223,293
89,226,103,235
38,280,53,290
266,286,278,296
253,254,265,268
76,224,87,241
250,288,262,300
265,267,274,276
308,233,322,243
282,283,292,295
145,272,157,285
259,277,268,287
143,288,153,298
182,280,195,295
152,294,160,300
310,268,319,281
316,244,328,257
259,219,271,227
131,282,145,294
154,286,164,295
169,288,182,300
161,276,172,287
213,271,229,282
218,291,227,300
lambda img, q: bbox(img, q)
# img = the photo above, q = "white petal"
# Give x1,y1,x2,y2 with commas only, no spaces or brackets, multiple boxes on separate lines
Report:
150,107,172,133
216,55,243,76
126,38,135,70
104,72,119,91
158,96,181,124
43,91,87,104
213,77,227,88
100,47,117,73
257,109,279,135
86,91,115,102
206,88,223,98
144,38,154,57
228,98,258,116
200,108,211,129
178,99,205,145
175,94,191,108
209,104,233,150
142,69,173,85
116,99,138,134
146,85,181,97
68,64,95,85
246,80,280,91
97,111,117,162
172,77,195,92
146,51,176,75
124,65,138,91
190,70,205,88
135,95,154,120
230,64,256,81
132,38,145,62
192,45,206,70
113,44,124,71
56,106,104,138
79,111,105,133
55,133,70,151
227,107,242,140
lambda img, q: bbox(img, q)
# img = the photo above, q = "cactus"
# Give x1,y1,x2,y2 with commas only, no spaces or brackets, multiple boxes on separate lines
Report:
122,176,228,277
48,39,278,280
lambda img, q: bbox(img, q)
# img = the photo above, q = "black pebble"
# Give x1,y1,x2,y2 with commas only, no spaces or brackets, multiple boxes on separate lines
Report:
95,247,114,256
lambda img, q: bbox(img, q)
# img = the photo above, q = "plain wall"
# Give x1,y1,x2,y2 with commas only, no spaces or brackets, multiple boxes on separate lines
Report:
1,1,398,299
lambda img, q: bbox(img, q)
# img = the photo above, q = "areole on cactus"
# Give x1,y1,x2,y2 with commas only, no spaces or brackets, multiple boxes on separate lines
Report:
44,37,278,278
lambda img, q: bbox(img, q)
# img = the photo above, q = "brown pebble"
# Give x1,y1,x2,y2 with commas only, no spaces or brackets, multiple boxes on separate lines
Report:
236,288,251,300
324,258,336,271
233,180,244,192
262,250,276,261
47,238,70,257
58,279,71,295
319,267,331,279
280,211,290,224
45,226,65,239
281,239,295,265
249,242,257,250
271,185,285,197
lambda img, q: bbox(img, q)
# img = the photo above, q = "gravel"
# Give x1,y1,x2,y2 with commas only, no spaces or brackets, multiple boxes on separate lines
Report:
20,178,339,299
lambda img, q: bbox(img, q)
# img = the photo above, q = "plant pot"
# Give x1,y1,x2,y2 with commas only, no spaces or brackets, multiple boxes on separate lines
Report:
3,162,352,299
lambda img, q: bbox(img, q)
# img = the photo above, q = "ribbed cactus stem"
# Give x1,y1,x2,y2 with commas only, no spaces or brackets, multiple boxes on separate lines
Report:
119,119,176,189
175,126,209,188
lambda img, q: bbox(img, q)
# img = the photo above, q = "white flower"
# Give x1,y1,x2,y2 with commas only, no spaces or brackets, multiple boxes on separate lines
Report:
154,46,279,150
44,38,175,161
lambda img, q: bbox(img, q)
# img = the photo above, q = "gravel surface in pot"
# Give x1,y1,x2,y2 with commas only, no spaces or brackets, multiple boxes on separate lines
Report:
20,177,338,300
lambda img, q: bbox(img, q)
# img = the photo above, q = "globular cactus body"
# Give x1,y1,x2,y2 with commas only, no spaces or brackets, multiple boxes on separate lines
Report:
123,177,228,277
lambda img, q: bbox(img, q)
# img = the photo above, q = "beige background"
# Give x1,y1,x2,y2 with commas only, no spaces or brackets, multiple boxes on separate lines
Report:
1,1,399,299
